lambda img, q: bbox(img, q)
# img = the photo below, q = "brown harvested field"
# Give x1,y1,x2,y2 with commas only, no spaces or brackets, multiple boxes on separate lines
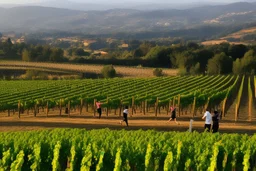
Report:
0,61,178,78
1,112,256,134
201,40,249,45
201,39,228,45
201,26,256,45
235,27,256,34
222,27,256,39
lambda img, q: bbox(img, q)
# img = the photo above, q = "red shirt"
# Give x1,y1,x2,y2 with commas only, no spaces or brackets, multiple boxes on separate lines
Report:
96,102,101,109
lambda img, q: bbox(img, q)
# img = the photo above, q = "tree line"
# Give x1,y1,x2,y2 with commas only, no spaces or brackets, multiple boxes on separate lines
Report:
1,37,256,75
0,38,67,62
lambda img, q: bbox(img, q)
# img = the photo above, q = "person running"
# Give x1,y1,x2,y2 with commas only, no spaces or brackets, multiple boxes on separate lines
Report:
96,100,103,119
167,106,179,125
120,106,129,126
212,110,220,133
202,109,212,132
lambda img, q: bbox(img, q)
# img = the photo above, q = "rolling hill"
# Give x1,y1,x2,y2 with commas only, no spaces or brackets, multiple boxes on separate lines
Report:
202,26,256,45
0,2,255,37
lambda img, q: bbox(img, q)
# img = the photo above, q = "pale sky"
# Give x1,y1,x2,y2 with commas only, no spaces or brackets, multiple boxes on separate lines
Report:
0,0,247,4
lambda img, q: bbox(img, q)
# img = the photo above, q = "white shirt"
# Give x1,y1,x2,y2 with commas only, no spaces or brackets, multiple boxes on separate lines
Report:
203,111,212,124
123,109,128,114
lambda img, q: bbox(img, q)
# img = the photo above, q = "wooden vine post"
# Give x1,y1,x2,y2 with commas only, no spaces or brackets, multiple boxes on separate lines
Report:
80,99,83,115
119,100,122,117
235,104,238,122
145,100,148,113
249,96,252,122
155,97,159,117
18,100,21,118
93,99,96,117
106,98,109,117
131,96,135,116
167,100,172,115
59,99,62,116
222,98,227,117
68,101,71,117
46,101,49,117
192,96,196,117
34,103,37,117
172,97,175,107
178,94,181,117
255,77,256,98
86,100,89,112
143,101,146,115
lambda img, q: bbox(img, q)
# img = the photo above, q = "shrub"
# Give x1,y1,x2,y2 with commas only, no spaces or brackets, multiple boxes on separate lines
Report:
101,65,116,78
153,68,163,77
178,67,188,76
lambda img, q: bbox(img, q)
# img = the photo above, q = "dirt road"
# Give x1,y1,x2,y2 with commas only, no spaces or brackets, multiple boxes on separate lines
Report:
1,115,256,134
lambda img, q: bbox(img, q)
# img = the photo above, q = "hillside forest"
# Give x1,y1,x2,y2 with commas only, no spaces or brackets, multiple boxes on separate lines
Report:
1,36,256,75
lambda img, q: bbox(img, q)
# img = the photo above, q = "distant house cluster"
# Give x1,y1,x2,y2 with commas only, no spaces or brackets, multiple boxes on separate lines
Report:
1,34,25,44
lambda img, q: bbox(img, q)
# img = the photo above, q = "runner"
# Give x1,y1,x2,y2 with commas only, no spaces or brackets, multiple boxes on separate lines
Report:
202,109,212,132
120,106,129,126
212,110,220,133
167,106,179,125
96,100,103,119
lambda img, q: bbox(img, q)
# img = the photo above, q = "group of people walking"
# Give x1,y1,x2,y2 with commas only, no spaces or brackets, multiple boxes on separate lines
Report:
96,100,220,132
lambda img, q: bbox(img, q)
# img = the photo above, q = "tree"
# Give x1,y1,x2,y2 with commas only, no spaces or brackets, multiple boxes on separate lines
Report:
49,48,64,62
2,38,13,55
175,51,196,72
128,40,141,50
22,49,31,62
101,65,116,78
88,39,108,50
72,48,90,56
153,68,163,77
121,51,133,59
208,42,230,54
145,46,172,67
241,50,256,74
190,62,200,75
228,44,247,60
187,42,200,50
193,49,214,72
233,58,242,74
233,50,256,74
133,49,143,58
207,52,233,75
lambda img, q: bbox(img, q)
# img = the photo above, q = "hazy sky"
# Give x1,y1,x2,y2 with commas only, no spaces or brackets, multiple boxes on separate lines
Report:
0,0,247,4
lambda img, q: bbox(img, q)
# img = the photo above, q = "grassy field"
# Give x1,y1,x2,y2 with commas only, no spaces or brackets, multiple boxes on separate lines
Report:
0,60,178,78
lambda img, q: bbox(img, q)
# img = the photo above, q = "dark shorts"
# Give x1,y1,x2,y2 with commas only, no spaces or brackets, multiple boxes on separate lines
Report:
123,113,128,121
204,124,211,132
212,122,219,133
97,108,102,115
171,114,176,120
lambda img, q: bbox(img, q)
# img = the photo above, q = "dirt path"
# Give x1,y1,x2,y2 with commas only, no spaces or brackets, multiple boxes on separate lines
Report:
1,115,256,134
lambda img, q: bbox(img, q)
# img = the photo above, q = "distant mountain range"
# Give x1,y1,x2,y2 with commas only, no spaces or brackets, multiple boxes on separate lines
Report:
0,2,256,36
0,0,228,11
